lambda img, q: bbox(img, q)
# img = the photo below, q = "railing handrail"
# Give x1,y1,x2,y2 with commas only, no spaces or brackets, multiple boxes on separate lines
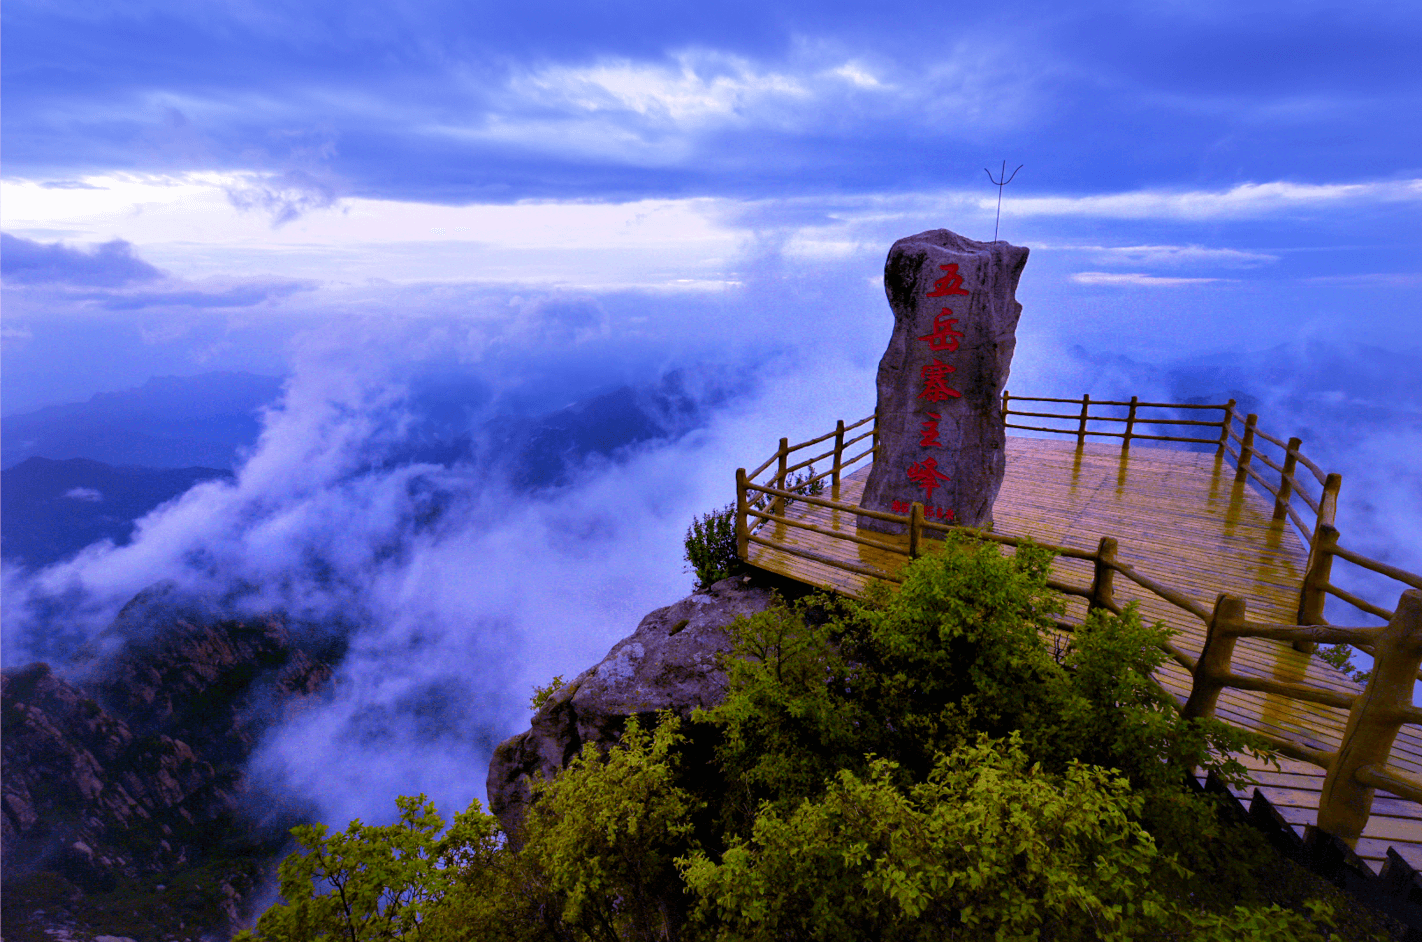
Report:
1000,392,1414,632
736,397,1422,854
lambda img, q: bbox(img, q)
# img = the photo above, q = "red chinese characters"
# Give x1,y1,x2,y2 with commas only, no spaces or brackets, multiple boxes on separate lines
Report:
895,258,971,525
919,412,942,447
918,312,964,353
906,456,949,499
890,499,954,522
918,360,961,402
925,263,970,297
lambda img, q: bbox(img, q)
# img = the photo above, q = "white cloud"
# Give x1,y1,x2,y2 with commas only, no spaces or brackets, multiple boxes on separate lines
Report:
514,52,811,125
1303,273,1422,288
0,310,879,826
829,62,887,89
2,175,743,286
64,487,103,502
1008,179,1422,221
1071,272,1226,287
1041,243,1279,268
4,174,1415,297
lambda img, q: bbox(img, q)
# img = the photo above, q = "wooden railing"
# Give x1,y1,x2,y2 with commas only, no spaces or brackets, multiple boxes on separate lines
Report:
1003,393,1422,660
735,398,1422,852
1002,391,1229,452
1181,590,1422,846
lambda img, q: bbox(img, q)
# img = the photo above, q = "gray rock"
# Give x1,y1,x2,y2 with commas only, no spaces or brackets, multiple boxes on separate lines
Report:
858,229,1028,533
486,575,777,841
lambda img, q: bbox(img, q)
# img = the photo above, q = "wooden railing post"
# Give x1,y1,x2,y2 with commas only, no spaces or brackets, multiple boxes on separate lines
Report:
772,438,789,517
871,406,879,457
735,468,749,559
832,419,846,488
1002,388,1010,427
1121,396,1139,454
1317,472,1341,532
1216,398,1237,458
1088,536,1117,614
1077,394,1091,448
1182,594,1247,720
1234,414,1258,482
1297,523,1339,627
1317,590,1422,847
1295,476,1340,651
909,502,924,559
1274,436,1302,521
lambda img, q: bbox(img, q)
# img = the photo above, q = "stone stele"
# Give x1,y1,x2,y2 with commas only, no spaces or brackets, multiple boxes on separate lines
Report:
857,228,1028,534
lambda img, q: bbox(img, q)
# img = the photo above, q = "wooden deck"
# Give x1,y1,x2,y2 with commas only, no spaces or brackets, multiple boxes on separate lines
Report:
745,436,1422,873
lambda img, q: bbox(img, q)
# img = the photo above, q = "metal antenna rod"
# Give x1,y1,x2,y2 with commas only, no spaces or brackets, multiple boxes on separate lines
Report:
984,160,1023,242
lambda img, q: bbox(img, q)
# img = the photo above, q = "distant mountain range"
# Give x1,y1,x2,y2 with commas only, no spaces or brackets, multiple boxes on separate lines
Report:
2,372,284,471
1,369,726,570
1,458,234,569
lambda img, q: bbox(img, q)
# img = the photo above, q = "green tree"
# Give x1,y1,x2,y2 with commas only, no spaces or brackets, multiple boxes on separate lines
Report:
236,795,502,942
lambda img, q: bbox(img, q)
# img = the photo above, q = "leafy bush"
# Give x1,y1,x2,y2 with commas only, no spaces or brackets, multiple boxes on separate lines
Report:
780,464,824,509
682,737,1191,942
530,675,566,712
522,714,700,942
244,533,1394,942
684,504,739,591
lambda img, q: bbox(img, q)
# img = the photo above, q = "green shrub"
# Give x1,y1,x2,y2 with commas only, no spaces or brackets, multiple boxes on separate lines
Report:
522,714,700,942
684,504,739,591
243,533,1386,942
681,736,1186,942
530,675,566,712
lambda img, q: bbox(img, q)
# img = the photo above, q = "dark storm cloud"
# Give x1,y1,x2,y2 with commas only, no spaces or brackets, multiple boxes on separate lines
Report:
1,233,163,286
4,0,1419,203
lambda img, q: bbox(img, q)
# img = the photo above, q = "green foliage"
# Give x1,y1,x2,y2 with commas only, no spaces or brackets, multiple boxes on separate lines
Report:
683,504,739,591
245,532,1392,942
522,714,701,942
682,736,1181,942
681,737,1349,942
1319,643,1373,685
236,795,502,942
842,534,1068,773
696,598,868,826
531,675,566,712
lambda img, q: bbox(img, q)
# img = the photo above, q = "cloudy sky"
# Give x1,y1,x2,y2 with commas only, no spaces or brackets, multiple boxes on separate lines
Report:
3,0,1421,825
4,0,1421,412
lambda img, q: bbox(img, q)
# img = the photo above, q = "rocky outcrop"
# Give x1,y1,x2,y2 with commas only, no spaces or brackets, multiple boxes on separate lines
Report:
1,662,220,888
858,228,1028,532
487,575,776,840
1,590,338,941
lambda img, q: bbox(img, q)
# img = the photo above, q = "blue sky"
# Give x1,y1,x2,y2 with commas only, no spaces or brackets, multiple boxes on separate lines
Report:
3,0,1421,413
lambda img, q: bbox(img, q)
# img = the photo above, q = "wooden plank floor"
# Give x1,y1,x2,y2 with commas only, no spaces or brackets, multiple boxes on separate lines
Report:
745,436,1422,873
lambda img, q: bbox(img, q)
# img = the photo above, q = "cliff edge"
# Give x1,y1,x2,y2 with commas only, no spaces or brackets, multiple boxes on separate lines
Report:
486,575,776,840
